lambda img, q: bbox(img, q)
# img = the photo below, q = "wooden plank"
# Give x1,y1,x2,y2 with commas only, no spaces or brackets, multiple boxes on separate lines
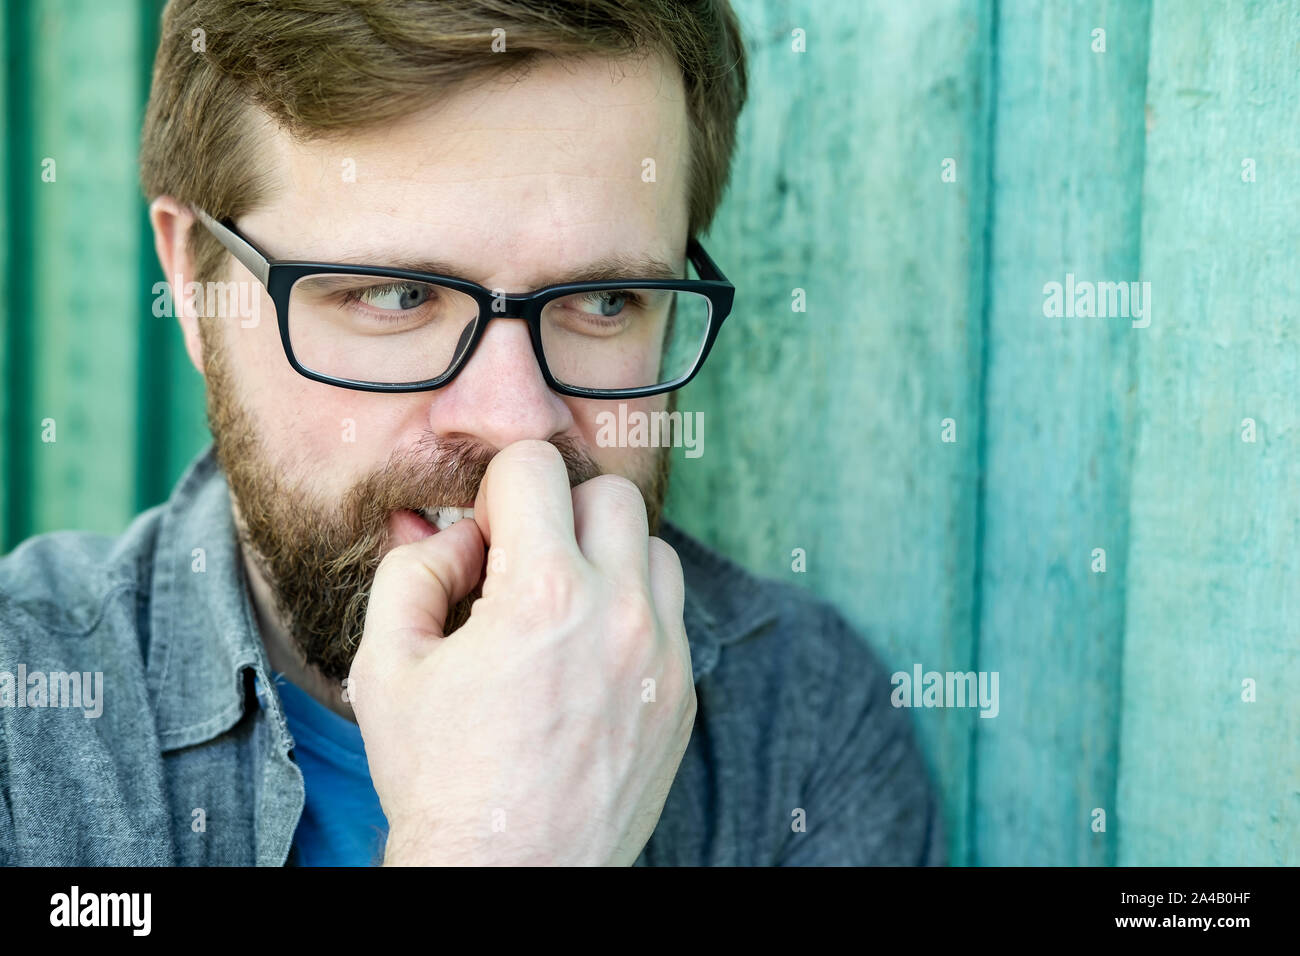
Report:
970,0,1151,866
665,0,994,865
1117,0,1300,865
2,0,36,553
26,0,142,536
1,0,11,550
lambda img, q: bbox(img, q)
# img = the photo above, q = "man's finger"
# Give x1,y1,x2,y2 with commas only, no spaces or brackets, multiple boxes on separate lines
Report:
472,440,580,572
646,535,686,630
571,474,650,583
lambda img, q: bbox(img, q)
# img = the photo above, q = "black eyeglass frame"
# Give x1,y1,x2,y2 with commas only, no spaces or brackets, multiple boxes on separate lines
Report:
193,209,734,398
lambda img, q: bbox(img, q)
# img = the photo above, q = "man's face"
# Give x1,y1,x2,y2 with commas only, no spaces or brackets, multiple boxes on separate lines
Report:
197,51,690,682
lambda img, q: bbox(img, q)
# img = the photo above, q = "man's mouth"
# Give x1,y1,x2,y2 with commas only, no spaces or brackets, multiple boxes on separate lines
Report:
386,505,477,549
415,505,476,531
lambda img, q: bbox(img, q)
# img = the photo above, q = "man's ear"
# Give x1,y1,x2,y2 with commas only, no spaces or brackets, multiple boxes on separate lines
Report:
149,195,206,376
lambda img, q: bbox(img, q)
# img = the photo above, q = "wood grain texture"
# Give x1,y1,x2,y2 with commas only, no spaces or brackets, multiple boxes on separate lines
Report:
665,0,993,865
970,0,1151,865
26,0,143,536
1117,0,1300,865
1,2,11,548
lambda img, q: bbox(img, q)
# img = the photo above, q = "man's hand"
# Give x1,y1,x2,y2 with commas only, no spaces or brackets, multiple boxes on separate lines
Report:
350,439,695,866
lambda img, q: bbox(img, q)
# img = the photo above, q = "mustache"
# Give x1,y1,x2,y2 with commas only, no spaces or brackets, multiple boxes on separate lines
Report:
344,433,604,535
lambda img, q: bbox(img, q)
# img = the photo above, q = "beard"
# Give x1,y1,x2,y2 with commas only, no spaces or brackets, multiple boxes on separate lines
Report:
199,319,673,685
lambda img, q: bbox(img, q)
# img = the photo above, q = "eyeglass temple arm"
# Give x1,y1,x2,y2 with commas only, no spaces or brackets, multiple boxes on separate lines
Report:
687,237,728,284
193,208,271,286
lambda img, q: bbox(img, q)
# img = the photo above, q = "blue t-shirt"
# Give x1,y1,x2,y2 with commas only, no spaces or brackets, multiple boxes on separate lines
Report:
268,672,389,866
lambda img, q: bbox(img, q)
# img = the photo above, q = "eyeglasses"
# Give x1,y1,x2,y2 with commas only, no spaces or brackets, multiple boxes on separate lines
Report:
192,209,734,398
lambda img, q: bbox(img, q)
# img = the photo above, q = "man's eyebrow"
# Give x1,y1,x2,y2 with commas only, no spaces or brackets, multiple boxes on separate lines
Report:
335,251,685,287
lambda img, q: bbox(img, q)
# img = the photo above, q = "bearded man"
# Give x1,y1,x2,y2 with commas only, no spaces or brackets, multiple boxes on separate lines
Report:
0,0,942,867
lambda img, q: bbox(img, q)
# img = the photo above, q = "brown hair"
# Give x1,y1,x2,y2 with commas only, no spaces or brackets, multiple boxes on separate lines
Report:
140,0,748,283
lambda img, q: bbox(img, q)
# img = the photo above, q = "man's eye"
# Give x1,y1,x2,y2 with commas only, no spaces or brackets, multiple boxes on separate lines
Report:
347,282,434,311
576,291,639,317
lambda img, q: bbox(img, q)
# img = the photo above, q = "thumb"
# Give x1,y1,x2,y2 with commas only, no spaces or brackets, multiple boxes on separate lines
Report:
360,517,485,655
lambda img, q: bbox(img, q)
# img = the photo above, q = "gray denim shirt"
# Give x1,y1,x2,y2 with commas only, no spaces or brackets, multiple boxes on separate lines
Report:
0,446,944,866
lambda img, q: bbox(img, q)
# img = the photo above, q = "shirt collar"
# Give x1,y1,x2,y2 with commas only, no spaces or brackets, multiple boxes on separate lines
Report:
147,446,273,750
658,520,780,676
147,445,774,749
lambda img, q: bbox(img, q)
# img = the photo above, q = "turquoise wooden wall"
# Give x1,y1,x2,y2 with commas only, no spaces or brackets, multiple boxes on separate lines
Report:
2,0,1296,865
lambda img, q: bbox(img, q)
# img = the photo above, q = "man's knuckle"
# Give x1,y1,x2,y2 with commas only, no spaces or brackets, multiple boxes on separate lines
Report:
587,473,646,510
648,536,682,576
606,590,656,655
523,559,582,617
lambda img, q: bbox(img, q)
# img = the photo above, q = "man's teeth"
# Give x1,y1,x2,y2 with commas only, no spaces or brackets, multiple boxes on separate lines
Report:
417,506,476,531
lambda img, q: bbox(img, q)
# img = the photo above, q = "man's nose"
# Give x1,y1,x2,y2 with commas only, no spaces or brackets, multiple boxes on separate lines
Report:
426,316,574,451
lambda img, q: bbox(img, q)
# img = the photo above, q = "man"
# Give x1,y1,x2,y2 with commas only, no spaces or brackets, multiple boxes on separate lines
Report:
0,0,943,865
